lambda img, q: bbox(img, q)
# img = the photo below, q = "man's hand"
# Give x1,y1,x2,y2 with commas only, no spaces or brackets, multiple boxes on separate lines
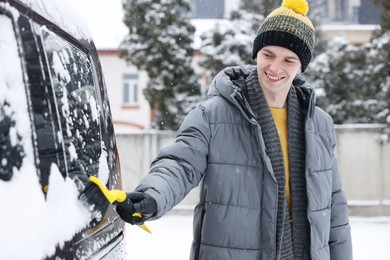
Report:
116,192,157,225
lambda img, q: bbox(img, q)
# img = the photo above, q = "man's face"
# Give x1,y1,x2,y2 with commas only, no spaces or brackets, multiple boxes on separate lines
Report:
256,45,302,107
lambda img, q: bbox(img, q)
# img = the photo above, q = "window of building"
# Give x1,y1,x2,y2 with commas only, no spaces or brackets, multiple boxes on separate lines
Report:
123,74,139,105
190,0,225,19
334,0,348,22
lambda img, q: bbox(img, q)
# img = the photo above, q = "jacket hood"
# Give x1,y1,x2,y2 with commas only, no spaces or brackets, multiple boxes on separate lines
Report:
208,65,317,118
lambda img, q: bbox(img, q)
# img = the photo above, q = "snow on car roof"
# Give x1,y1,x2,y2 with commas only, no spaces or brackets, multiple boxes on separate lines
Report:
17,0,92,40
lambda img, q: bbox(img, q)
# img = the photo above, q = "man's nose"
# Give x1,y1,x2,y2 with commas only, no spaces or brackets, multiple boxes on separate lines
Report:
269,59,282,73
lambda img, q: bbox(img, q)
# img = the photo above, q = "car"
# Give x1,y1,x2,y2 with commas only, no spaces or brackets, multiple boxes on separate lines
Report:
0,0,126,259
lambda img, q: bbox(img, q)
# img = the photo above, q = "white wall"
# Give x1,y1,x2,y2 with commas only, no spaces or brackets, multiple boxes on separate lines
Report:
335,124,390,216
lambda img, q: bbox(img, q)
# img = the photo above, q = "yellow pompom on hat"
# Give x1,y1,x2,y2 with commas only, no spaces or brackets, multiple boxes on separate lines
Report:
252,0,315,72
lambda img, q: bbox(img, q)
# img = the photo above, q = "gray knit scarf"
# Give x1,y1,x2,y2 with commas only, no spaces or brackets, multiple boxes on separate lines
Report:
245,68,310,260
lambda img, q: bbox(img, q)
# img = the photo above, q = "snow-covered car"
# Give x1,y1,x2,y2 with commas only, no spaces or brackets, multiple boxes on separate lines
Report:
0,0,125,259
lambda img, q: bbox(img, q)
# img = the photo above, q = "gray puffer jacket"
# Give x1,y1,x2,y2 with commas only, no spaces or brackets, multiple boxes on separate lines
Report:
136,65,353,260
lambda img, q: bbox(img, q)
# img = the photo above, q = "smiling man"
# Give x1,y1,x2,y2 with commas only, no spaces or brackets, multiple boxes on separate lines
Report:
116,0,353,259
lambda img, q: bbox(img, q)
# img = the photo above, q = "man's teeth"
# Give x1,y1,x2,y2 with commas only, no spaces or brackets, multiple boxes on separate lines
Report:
268,74,282,80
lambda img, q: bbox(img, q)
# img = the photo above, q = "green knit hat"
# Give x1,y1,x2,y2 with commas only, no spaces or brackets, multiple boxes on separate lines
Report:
252,0,315,72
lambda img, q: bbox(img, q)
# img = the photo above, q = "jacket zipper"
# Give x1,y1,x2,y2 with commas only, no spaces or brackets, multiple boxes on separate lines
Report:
231,90,277,183
232,86,281,257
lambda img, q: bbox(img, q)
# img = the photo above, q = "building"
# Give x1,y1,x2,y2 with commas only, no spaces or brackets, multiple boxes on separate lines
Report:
190,0,239,19
98,50,150,132
359,0,381,24
309,0,381,25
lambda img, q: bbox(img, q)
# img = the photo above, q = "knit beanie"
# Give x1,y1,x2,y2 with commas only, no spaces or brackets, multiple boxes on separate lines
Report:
252,0,315,72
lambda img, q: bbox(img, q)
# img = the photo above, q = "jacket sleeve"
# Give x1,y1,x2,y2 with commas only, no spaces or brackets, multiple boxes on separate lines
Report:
135,105,211,219
329,127,353,260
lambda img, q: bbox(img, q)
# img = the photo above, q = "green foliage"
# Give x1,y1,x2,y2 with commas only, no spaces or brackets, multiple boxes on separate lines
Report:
120,0,200,130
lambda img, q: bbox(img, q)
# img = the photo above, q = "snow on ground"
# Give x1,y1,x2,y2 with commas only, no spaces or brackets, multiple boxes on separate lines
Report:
126,214,390,260
351,217,390,260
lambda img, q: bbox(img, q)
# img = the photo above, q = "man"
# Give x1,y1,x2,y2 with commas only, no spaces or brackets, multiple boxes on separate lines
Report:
116,0,353,259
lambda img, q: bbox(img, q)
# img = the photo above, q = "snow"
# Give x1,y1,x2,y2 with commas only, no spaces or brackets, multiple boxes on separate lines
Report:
0,164,91,260
351,217,390,260
126,214,390,260
18,0,91,40
98,147,109,184
191,19,220,49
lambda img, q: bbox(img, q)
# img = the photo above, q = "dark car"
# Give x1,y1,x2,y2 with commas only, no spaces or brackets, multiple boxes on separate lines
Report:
0,0,125,259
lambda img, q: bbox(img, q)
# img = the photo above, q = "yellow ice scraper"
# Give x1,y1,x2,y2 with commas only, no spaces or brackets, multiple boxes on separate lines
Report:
89,175,152,234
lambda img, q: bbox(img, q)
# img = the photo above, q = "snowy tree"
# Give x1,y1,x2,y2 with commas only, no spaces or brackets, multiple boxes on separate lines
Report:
198,10,264,79
363,31,390,124
120,0,200,130
305,0,390,124
306,31,390,124
308,1,329,56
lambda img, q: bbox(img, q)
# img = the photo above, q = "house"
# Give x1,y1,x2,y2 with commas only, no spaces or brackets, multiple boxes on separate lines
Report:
77,0,382,132
98,50,150,132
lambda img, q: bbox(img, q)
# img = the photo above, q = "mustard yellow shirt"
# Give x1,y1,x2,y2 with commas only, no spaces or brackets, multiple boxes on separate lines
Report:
270,107,291,213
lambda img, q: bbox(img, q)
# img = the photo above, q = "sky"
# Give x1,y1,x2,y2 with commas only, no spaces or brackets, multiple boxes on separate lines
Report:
73,0,128,49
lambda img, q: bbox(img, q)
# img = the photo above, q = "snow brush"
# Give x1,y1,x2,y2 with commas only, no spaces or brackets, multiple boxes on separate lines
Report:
87,175,152,234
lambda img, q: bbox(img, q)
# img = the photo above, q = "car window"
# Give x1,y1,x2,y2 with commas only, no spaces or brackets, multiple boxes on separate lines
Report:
41,29,102,180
